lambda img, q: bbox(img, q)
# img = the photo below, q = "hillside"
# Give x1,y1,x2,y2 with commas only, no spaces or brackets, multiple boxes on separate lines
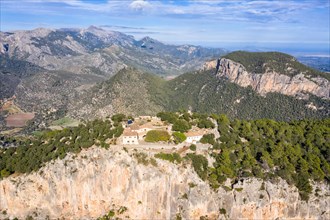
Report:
0,55,44,99
68,68,168,118
1,146,328,219
5,70,105,132
223,51,330,80
67,67,329,121
166,70,329,120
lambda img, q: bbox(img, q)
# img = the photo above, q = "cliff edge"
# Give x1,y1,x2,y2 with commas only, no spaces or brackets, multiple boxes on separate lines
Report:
211,51,329,99
0,146,329,220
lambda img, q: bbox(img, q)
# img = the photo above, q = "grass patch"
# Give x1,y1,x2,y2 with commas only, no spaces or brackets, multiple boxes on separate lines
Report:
145,130,170,142
155,153,182,164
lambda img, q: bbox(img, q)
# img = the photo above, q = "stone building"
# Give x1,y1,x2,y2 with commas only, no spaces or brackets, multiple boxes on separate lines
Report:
185,130,204,144
122,129,138,145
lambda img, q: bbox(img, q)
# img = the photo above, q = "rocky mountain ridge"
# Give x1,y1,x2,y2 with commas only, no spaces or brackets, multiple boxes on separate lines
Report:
216,57,329,99
0,146,329,220
0,26,226,76
201,51,330,100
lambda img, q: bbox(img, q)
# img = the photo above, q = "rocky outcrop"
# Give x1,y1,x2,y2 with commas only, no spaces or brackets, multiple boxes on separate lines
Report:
202,59,219,71
0,146,329,219
216,58,330,99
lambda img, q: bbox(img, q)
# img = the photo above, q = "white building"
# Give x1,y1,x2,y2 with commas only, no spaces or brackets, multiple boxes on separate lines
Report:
122,129,139,145
122,118,170,142
185,131,204,144
130,122,167,140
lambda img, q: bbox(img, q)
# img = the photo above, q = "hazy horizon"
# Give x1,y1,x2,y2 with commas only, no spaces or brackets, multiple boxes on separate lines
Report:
1,25,329,57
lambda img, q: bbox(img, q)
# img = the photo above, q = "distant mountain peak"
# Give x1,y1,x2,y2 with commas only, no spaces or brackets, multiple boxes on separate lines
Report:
87,25,104,31
82,25,111,36
140,36,160,44
31,27,54,32
25,27,54,37
58,27,81,32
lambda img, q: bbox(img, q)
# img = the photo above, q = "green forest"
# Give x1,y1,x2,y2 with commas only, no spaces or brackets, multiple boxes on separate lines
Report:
0,116,123,177
208,114,330,200
155,111,329,200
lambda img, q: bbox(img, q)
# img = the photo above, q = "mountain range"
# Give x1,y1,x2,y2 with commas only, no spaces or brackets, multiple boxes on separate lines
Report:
0,27,329,133
0,26,226,76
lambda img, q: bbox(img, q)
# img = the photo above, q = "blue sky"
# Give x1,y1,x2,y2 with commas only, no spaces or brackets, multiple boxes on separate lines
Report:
1,0,329,54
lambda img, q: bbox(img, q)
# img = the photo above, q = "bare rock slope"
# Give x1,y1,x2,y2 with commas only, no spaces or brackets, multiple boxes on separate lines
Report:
214,52,329,99
0,147,329,220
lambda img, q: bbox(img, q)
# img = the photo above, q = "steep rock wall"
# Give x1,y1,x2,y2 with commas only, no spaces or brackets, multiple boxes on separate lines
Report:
216,58,329,99
0,147,329,219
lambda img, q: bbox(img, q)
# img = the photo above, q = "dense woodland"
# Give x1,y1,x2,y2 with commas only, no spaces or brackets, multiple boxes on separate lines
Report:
209,114,330,200
0,116,124,177
155,111,330,200
0,112,329,201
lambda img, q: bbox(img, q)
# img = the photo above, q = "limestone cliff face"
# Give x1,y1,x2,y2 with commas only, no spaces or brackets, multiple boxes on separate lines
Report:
202,59,218,71
216,58,330,99
0,147,329,220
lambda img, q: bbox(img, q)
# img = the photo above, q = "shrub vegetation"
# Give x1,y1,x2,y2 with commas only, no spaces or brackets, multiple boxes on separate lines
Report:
145,130,170,142
155,153,182,164
189,144,197,151
200,133,215,145
172,132,187,144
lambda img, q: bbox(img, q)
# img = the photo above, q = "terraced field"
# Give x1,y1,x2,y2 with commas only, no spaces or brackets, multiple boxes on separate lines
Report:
5,112,35,127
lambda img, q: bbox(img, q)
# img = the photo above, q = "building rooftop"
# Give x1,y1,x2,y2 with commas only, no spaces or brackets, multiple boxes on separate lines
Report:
129,123,140,131
185,130,205,137
123,129,138,137
139,122,156,129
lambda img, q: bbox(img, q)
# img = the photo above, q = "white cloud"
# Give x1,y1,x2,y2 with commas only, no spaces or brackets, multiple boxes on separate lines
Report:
2,0,328,24
129,0,152,11
171,8,186,15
